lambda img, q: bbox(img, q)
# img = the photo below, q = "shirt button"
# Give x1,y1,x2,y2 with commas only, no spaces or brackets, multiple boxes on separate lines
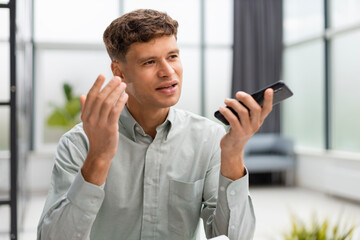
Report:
147,178,153,185
230,190,236,196
77,233,81,238
230,225,235,230
144,215,151,221
90,199,96,204
220,186,225,192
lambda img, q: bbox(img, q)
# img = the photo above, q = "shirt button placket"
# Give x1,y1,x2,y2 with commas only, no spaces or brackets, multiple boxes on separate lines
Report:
141,141,159,239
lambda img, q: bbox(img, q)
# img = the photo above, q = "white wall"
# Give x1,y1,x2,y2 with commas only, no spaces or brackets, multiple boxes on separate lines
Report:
296,149,360,202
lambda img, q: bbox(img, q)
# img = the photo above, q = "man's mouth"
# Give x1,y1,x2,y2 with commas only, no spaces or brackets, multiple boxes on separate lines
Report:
156,83,177,90
155,81,179,95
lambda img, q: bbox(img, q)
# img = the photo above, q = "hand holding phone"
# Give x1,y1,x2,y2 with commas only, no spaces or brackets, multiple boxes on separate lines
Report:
214,80,293,125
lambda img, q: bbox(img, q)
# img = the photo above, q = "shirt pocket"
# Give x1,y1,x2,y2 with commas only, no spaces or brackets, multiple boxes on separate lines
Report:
168,178,205,238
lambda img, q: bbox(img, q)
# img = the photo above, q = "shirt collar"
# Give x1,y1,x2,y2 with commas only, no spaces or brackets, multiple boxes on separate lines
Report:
119,106,174,142
119,106,137,141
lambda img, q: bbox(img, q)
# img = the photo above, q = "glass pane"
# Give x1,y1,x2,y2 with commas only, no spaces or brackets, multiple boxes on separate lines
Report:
205,0,233,45
205,48,232,120
34,0,120,43
16,0,33,42
17,43,33,147
0,107,10,150
0,151,10,199
0,8,9,40
331,0,360,29
34,49,113,147
174,48,201,115
283,0,324,44
0,43,10,102
0,206,10,234
282,40,325,149
124,0,201,45
331,30,360,152
0,0,9,3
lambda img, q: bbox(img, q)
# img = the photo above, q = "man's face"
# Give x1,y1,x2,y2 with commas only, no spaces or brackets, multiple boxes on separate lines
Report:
117,35,183,111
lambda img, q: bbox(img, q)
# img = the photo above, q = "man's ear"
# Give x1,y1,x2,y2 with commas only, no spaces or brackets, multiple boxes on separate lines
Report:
111,61,125,79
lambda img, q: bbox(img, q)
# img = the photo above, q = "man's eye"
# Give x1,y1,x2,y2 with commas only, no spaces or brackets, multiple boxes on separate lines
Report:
144,60,155,65
169,55,178,59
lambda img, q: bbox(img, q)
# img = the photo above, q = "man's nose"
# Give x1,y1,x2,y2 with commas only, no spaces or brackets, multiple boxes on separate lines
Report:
158,59,175,78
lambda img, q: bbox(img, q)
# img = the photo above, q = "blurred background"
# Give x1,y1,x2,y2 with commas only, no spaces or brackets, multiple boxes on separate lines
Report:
1,0,360,239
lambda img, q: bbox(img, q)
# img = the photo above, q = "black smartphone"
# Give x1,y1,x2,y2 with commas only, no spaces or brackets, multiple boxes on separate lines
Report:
214,80,293,125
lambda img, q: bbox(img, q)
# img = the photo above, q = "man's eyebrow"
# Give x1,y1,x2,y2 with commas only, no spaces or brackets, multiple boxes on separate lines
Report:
137,56,156,64
137,49,180,64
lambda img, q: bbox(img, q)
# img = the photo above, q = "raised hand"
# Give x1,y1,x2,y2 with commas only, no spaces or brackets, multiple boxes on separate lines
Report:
218,89,273,180
80,74,128,185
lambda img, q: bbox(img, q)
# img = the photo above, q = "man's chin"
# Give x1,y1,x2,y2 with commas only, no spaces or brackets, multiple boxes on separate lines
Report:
159,96,181,108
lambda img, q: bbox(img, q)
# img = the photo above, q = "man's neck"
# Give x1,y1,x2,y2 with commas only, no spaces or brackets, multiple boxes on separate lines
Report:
126,104,169,139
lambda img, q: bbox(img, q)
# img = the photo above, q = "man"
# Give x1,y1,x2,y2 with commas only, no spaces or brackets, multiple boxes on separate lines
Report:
37,9,273,240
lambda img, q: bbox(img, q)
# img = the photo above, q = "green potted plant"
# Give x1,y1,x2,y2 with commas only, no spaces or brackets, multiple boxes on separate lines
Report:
46,83,81,131
283,213,356,240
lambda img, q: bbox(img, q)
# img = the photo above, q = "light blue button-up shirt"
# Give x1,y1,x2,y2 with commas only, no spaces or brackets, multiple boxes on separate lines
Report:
37,107,255,240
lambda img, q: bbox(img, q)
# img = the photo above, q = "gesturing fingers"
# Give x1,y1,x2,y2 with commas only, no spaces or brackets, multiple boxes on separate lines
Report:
99,81,127,124
81,75,128,126
83,74,106,113
88,76,121,120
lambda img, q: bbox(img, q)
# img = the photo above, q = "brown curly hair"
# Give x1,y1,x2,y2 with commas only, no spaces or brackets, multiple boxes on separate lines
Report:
103,9,179,62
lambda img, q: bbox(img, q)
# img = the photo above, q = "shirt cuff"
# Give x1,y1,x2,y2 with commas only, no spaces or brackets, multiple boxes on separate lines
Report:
67,171,105,215
218,168,250,209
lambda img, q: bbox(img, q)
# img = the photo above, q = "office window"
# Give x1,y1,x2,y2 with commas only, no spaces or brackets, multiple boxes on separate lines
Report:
34,0,120,43
330,0,360,153
205,0,233,46
282,0,324,149
205,48,232,120
331,30,360,152
282,40,325,149
331,0,360,29
283,0,360,153
283,0,323,44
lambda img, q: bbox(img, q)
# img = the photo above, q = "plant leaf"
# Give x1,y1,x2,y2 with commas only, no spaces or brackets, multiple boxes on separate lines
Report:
47,109,68,127
65,97,81,118
63,83,73,101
